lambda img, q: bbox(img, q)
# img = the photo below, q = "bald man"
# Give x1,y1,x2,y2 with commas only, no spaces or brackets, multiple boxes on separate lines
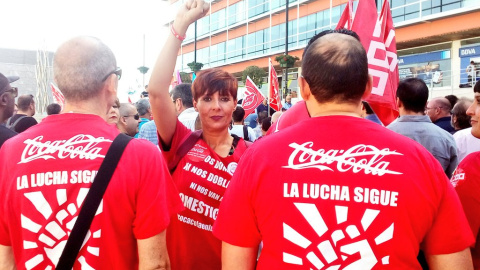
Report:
117,102,141,137
214,31,473,270
426,97,455,133
0,36,182,269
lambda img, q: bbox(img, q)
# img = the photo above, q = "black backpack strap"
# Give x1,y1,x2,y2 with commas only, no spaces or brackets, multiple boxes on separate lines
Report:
168,130,202,173
56,133,132,270
243,125,249,141
6,115,27,130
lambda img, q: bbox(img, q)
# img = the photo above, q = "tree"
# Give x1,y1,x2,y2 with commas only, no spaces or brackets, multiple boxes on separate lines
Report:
242,66,266,88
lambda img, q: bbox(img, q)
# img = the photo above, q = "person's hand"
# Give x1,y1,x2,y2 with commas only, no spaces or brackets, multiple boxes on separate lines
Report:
174,0,210,34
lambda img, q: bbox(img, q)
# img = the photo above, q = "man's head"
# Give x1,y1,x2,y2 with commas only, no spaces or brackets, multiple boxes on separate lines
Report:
285,94,292,104
17,94,36,116
257,111,268,124
53,36,119,114
467,80,480,138
302,28,360,59
232,106,245,123
171,83,193,115
471,60,475,65
117,103,140,136
395,78,429,114
300,32,369,105
135,98,151,119
0,73,18,123
451,98,472,130
445,95,458,109
46,103,62,115
271,111,283,123
426,97,451,122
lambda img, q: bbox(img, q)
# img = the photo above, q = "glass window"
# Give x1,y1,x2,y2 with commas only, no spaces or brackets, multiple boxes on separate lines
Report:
248,0,267,18
227,36,246,62
256,30,265,56
288,20,297,48
298,16,308,45
247,32,256,57
197,16,210,36
263,28,270,54
392,0,467,23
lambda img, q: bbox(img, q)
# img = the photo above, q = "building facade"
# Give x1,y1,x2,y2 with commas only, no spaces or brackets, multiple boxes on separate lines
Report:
171,0,480,98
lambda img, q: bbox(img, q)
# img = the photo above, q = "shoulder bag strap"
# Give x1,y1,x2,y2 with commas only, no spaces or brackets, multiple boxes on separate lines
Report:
168,130,203,173
7,115,27,130
56,133,132,270
243,125,249,141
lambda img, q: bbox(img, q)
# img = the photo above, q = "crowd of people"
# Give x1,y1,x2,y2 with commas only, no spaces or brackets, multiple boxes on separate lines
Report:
1,0,480,269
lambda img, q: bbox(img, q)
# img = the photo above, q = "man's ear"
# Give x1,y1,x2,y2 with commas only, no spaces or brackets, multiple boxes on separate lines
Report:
396,97,402,109
299,76,311,101
104,75,118,100
0,93,8,106
361,75,373,100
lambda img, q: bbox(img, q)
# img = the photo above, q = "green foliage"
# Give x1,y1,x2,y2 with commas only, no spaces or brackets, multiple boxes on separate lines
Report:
137,66,149,74
180,72,192,83
242,66,267,88
275,54,300,68
187,61,204,72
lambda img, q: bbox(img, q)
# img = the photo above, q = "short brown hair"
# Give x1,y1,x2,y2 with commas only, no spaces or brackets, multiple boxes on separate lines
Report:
192,68,237,101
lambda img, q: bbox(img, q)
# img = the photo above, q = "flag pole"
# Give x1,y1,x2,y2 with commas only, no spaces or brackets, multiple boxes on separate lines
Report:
268,59,271,117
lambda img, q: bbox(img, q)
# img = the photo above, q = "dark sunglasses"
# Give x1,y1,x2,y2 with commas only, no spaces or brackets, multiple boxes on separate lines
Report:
123,114,140,120
102,67,122,82
5,87,18,98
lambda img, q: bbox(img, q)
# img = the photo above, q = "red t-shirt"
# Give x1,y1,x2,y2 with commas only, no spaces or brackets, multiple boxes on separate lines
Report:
0,113,183,270
267,100,309,135
214,116,473,270
451,152,480,269
160,120,249,270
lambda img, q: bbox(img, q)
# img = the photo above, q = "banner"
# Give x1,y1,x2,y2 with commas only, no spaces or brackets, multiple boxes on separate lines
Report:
50,83,65,110
242,76,265,119
337,0,399,125
268,58,282,112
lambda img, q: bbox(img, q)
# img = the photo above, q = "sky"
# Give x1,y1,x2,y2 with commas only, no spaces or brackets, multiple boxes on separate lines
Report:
1,0,177,102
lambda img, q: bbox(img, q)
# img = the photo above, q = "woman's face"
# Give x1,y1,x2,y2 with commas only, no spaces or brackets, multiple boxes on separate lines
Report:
194,92,236,132
107,104,120,125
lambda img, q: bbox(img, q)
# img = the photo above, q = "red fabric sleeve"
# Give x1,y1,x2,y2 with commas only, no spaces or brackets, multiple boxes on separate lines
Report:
454,153,480,244
422,159,475,255
0,147,11,246
213,146,261,247
159,119,192,164
131,140,184,239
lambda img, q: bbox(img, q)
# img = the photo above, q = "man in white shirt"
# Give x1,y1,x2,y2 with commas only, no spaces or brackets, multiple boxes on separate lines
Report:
230,106,256,141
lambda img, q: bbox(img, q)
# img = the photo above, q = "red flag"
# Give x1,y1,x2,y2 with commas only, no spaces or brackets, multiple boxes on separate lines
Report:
366,0,399,125
242,76,265,119
336,0,353,30
50,83,65,110
337,0,399,125
268,58,282,112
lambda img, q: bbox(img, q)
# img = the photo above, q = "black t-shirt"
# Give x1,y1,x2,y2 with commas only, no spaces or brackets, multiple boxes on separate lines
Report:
7,114,38,133
0,125,17,149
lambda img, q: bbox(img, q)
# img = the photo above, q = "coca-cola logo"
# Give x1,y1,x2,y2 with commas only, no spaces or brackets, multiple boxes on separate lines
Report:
284,142,403,176
19,135,112,164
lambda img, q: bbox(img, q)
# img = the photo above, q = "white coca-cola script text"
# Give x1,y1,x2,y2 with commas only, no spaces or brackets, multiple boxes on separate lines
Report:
284,142,403,176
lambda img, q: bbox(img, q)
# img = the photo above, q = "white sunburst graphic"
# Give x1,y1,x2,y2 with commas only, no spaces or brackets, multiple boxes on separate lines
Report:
21,189,102,270
283,203,394,270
